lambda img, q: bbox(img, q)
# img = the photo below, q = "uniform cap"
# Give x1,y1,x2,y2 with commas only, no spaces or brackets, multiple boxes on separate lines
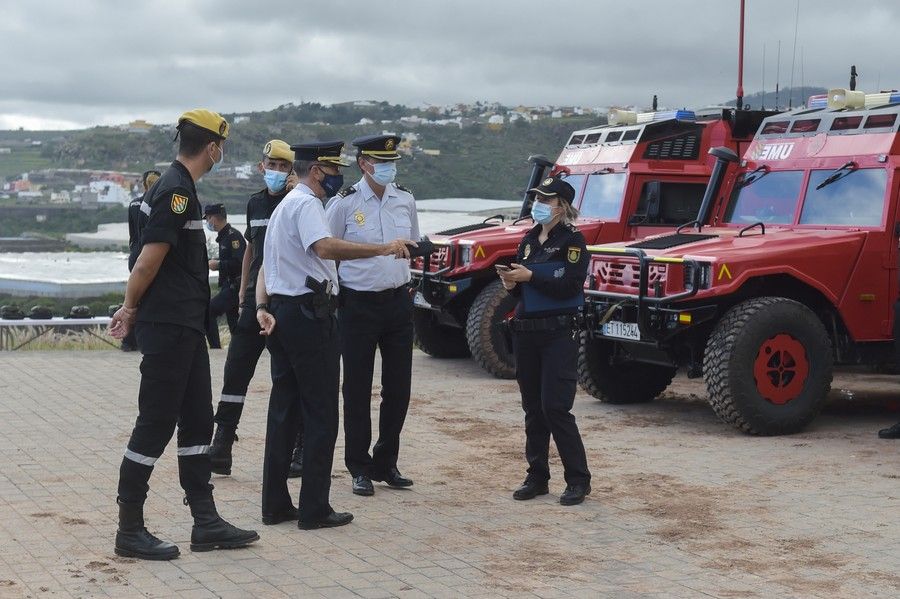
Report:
528,175,576,203
352,134,402,161
178,109,229,139
203,203,226,216
290,140,351,166
264,139,294,162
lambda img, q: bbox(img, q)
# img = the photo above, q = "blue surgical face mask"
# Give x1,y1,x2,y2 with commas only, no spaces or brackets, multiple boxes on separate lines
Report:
208,144,224,174
322,173,344,197
205,221,215,232
264,169,288,193
370,161,397,186
531,201,555,225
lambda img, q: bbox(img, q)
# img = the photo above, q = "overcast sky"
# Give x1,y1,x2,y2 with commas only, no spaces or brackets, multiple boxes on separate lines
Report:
2,0,898,130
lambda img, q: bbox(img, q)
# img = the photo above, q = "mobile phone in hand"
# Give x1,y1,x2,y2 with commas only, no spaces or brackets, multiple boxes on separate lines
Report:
495,264,511,272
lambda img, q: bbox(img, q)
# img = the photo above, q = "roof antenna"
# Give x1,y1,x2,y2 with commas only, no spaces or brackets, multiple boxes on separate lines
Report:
736,0,745,110
849,65,858,91
761,43,766,110
788,0,800,109
652,94,658,111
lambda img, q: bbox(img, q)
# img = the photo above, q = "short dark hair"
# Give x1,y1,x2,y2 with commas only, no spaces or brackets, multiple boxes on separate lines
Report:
177,121,220,157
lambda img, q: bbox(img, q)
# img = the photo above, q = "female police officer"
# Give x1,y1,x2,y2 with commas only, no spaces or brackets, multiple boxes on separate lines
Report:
497,174,592,506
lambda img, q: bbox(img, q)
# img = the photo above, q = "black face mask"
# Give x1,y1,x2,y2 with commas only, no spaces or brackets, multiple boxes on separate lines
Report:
321,172,344,197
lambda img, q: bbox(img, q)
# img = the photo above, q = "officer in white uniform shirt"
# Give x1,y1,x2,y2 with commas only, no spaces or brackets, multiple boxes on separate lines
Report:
324,134,420,498
254,140,414,530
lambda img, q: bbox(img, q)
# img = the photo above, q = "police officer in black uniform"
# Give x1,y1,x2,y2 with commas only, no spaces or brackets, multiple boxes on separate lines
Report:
109,109,258,560
208,140,305,476
203,203,245,349
497,174,592,506
123,170,160,352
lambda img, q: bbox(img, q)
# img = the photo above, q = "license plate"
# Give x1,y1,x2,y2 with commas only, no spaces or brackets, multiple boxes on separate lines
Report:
601,320,640,341
413,292,431,309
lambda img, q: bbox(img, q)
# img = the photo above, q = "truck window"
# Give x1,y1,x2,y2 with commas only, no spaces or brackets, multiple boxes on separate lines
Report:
633,182,706,225
579,173,627,219
723,170,804,225
799,168,887,226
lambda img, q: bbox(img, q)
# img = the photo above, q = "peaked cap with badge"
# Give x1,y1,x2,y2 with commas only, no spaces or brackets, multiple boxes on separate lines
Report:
529,174,576,203
290,140,351,166
264,139,294,163
178,108,230,139
352,134,402,161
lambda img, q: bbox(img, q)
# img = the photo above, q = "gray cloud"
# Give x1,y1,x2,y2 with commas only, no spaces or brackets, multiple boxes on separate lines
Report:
1,0,898,129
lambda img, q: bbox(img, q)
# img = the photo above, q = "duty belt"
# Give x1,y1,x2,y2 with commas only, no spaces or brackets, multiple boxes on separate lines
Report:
509,314,576,332
340,285,410,303
270,293,338,314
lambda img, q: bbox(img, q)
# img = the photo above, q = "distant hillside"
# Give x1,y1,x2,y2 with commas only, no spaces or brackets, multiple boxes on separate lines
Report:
723,86,828,110
4,105,602,213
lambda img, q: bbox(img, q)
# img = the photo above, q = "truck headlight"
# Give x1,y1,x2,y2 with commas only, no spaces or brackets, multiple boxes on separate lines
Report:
459,245,472,265
684,263,711,290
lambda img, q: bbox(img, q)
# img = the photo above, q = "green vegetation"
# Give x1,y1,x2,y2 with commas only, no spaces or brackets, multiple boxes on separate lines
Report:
0,292,124,317
0,147,52,179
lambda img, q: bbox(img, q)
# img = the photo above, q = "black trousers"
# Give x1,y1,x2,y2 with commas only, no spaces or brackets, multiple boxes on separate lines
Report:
262,297,339,522
513,327,590,486
213,307,267,430
206,284,239,349
338,287,414,478
118,322,214,504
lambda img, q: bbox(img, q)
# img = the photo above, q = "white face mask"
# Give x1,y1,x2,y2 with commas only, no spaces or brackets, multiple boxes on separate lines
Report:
369,161,396,186
208,144,224,173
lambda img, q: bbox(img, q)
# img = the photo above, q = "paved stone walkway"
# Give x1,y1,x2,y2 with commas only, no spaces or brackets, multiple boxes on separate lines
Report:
0,350,898,598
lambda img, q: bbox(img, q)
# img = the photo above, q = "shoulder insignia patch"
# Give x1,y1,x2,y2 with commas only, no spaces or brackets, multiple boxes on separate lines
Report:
337,186,357,198
232,240,240,250
567,246,581,264
395,183,413,194
171,193,189,214
523,244,531,259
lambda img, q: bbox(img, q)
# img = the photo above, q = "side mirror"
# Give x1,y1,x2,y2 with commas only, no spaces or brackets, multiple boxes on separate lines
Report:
709,146,740,163
528,154,554,169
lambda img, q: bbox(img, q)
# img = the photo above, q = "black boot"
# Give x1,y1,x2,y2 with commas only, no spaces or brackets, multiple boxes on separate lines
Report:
186,496,259,552
114,499,179,561
287,436,303,479
209,425,236,476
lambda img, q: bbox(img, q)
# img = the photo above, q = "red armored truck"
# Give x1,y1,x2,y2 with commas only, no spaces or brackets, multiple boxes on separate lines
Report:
579,89,900,435
412,107,774,378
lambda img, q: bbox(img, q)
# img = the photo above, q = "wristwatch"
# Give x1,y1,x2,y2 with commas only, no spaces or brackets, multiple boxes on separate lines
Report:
256,303,269,312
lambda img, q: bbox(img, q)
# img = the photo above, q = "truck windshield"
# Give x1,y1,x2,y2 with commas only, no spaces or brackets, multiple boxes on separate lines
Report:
723,170,804,225
579,172,627,219
799,168,887,226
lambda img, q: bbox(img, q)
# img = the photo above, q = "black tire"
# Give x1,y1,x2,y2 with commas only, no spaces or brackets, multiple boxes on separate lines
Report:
703,297,833,436
465,280,517,379
577,333,676,403
412,308,470,358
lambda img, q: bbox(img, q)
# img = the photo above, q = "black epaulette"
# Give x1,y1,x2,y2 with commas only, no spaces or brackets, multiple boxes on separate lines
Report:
336,186,356,198
395,183,413,194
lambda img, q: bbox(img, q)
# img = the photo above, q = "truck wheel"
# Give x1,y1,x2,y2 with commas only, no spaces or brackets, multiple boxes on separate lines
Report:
412,308,470,358
577,333,676,403
466,280,517,379
703,297,833,435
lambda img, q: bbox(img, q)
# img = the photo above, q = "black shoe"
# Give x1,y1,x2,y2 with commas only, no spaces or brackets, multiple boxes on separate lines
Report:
186,497,259,552
114,499,179,561
375,467,413,488
513,480,549,501
559,483,591,506
262,505,298,525
287,437,303,478
879,422,900,439
352,475,374,496
298,511,353,530
209,425,236,476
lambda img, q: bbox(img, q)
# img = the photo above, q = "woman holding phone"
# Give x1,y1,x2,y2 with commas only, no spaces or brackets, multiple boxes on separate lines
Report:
496,174,592,506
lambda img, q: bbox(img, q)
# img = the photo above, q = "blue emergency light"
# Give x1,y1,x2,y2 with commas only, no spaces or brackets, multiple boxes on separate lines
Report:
652,109,696,121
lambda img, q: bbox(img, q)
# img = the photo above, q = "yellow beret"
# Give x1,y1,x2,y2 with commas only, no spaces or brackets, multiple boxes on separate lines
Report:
178,109,229,139
264,139,294,162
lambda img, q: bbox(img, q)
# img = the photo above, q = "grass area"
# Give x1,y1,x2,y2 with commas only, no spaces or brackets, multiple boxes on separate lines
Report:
0,147,52,179
1,326,117,351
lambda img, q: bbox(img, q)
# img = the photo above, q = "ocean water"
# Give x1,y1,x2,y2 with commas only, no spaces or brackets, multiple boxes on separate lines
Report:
0,198,522,296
